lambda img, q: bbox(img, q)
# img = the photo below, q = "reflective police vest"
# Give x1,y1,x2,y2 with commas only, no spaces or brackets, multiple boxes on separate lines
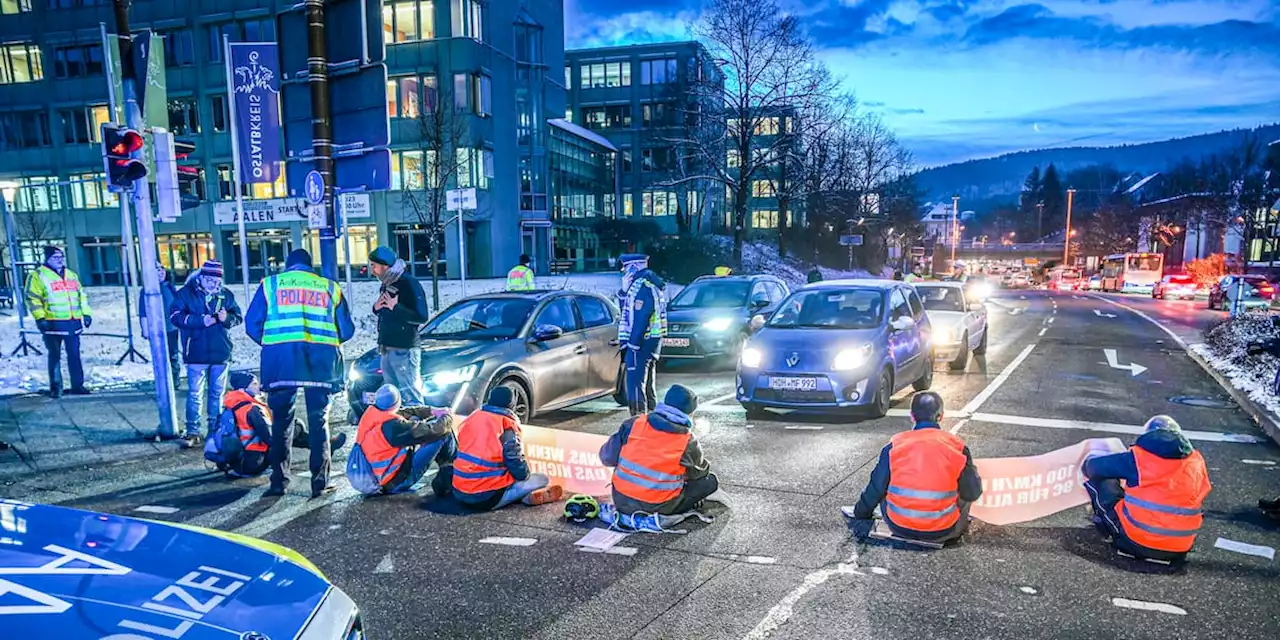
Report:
1118,446,1211,553
356,406,409,487
506,265,535,291
618,278,667,342
260,270,342,346
453,410,519,495
885,428,967,532
612,415,689,505
223,390,268,453
26,265,90,322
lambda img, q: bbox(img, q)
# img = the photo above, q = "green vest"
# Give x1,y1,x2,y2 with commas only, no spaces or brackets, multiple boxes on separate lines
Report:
506,265,535,291
261,270,342,346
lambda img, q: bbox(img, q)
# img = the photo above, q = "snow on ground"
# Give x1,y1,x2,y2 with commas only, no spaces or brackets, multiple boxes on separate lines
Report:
712,237,887,284
1193,313,1280,417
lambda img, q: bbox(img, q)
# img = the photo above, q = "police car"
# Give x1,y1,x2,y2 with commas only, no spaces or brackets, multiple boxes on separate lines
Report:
1,499,364,639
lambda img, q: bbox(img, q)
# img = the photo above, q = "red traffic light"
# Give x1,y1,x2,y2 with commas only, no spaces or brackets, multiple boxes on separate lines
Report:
100,123,148,189
108,129,145,156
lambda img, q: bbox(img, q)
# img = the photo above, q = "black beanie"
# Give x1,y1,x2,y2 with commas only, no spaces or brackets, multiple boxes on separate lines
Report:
286,249,313,268
663,384,698,415
487,385,515,410
229,371,258,391
43,245,63,260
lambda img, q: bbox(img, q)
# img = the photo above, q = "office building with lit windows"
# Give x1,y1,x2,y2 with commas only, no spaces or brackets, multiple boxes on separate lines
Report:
0,0,616,283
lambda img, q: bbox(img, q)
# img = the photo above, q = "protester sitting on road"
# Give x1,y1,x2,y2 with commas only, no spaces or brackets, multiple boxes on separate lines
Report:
221,372,272,478
350,384,456,496
842,391,983,543
600,384,718,516
452,386,562,510
1083,415,1212,564
169,261,242,448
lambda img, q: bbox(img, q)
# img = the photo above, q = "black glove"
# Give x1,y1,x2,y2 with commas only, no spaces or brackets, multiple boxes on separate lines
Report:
35,319,50,333
83,315,92,329
850,518,876,541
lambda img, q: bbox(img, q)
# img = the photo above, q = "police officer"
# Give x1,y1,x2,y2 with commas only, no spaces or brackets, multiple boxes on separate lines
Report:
25,246,92,397
505,254,535,291
245,249,355,498
842,392,983,543
618,253,667,416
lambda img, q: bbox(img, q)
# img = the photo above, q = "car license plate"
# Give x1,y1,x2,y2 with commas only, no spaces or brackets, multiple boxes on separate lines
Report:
663,337,690,348
362,392,377,405
770,376,817,391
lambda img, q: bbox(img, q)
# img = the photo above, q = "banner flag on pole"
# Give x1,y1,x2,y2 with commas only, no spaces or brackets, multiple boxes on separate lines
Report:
228,42,283,184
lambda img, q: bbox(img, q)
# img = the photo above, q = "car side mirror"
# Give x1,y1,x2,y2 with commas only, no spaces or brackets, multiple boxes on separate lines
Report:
890,316,915,332
749,314,766,332
531,325,563,342
749,296,769,309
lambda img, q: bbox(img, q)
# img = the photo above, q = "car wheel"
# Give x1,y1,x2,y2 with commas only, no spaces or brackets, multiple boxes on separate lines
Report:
871,368,893,418
495,378,531,422
972,329,988,356
743,403,768,420
949,333,970,371
912,356,934,391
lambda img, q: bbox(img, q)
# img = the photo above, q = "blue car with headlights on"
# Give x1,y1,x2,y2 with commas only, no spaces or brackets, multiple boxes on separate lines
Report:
346,290,625,422
1,499,363,639
737,280,934,418
662,274,789,366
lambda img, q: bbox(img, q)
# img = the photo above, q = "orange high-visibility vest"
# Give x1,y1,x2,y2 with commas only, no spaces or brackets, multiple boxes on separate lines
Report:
356,406,409,487
1118,447,1211,553
453,410,519,495
885,428,967,532
612,415,690,505
223,390,269,453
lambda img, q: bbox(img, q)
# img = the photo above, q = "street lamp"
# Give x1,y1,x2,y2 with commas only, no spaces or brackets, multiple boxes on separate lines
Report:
1063,188,1076,266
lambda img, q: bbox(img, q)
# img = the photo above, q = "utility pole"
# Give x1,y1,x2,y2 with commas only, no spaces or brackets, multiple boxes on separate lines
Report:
111,0,179,438
1036,202,1044,241
1063,188,1076,267
950,194,959,271
306,0,338,280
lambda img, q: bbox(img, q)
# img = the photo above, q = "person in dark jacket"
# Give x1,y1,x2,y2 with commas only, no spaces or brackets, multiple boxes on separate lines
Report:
806,266,823,284
25,245,92,397
223,371,272,478
369,246,430,406
600,384,717,516
452,386,561,510
1083,415,1212,563
168,261,242,447
618,254,667,415
843,392,983,543
351,384,457,495
140,261,181,390
245,249,356,497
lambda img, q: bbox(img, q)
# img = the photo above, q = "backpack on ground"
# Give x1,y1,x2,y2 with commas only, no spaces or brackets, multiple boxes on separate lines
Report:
346,443,382,495
204,401,252,472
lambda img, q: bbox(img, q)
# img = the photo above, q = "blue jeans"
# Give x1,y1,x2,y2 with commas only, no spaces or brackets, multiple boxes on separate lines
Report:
381,347,424,406
385,433,458,494
494,473,551,508
186,363,228,436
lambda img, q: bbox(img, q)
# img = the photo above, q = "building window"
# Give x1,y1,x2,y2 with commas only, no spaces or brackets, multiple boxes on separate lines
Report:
727,149,740,168
52,43,103,79
216,164,233,199
451,73,489,116
456,148,492,189
392,224,447,278
13,176,61,212
248,172,286,199
564,65,571,89
241,18,275,43
60,108,91,144
69,173,116,209
451,0,483,41
580,61,631,89
163,29,195,67
167,98,200,135
641,148,670,172
514,22,542,64
391,150,441,190
388,75,438,118
642,102,672,128
751,180,777,198
207,20,275,63
207,23,236,62
0,110,52,150
2,0,34,15
639,58,677,85
210,95,228,132
642,190,677,217
752,209,778,228
383,0,434,43
0,42,44,84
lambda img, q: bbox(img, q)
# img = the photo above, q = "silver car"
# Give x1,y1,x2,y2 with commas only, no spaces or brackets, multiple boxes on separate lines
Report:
913,282,988,370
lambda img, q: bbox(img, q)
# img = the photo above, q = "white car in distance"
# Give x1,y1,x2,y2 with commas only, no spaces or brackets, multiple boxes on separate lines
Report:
914,282,988,371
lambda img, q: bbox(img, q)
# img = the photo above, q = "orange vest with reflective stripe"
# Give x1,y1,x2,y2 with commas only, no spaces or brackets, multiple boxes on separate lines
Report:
613,415,690,505
453,410,520,495
1118,447,1211,553
223,390,269,453
885,428,967,532
356,407,409,487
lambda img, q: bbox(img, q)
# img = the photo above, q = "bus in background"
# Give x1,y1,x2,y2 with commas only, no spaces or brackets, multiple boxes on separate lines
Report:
1047,266,1083,291
1100,252,1164,293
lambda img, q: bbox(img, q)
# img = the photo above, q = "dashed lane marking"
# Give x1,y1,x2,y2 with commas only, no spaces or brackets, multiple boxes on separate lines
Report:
373,553,395,574
1214,537,1276,560
133,505,180,515
869,567,889,575
1242,459,1277,466
479,537,539,547
1038,328,1048,337
958,344,1038,417
784,425,824,431
1019,586,1038,595
969,412,1263,443
1089,294,1187,346
1111,598,1188,616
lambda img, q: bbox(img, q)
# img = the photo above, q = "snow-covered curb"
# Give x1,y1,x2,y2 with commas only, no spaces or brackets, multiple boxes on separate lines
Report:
1189,313,1280,444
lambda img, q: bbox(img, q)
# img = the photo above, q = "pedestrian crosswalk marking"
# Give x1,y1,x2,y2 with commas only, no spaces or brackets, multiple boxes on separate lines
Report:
1111,597,1187,615
479,537,538,547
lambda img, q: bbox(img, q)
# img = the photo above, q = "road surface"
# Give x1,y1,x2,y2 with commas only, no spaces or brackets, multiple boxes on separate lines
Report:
5,290,1279,639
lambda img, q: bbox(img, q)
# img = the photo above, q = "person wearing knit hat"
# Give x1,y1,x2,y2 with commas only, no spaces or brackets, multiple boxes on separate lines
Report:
169,257,242,449
350,383,456,496
245,241,355,498
219,371,272,477
24,244,92,397
1082,413,1211,564
504,253,535,291
369,245,429,406
600,384,718,516
452,386,562,510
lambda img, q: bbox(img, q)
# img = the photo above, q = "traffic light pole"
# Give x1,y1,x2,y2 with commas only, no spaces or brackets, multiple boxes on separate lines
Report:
112,0,179,439
306,0,338,280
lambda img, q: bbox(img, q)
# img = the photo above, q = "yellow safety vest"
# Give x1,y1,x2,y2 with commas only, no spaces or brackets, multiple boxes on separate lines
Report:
506,265,535,291
26,265,91,321
260,270,342,346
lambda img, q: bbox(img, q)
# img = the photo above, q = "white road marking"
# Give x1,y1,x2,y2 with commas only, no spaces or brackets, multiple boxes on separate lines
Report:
958,344,1037,416
579,545,639,556
234,481,361,538
133,505,179,515
1038,328,1047,337
1111,597,1188,616
1242,459,1277,466
969,412,1263,443
1214,537,1276,560
479,537,539,547
373,553,395,574
784,425,823,431
948,419,971,435
886,408,911,417
1103,348,1148,377
1090,295,1186,346
742,551,863,640
722,554,778,565
1093,309,1117,318
1019,586,1038,595
869,566,889,575
1047,317,1055,323
328,524,342,530
704,392,738,406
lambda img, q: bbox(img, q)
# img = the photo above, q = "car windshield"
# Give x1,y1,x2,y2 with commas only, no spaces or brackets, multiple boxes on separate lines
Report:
768,289,884,329
422,298,536,339
916,286,966,312
671,280,750,308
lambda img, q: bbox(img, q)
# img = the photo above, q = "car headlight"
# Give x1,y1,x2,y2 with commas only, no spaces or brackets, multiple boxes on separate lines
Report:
935,325,955,343
703,317,734,332
347,367,361,382
972,283,994,299
833,344,873,371
740,347,763,368
427,364,479,386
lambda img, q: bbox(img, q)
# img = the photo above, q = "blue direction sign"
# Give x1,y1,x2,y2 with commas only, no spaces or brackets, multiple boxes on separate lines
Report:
304,170,325,205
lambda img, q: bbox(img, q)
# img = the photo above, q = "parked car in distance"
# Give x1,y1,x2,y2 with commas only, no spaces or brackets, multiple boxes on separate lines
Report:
346,290,624,422
1208,275,1274,311
914,282,988,371
1153,274,1198,300
662,274,789,365
1088,275,1103,291
736,280,933,419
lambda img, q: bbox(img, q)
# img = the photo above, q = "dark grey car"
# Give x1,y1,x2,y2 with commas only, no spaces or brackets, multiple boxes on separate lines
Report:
346,290,624,421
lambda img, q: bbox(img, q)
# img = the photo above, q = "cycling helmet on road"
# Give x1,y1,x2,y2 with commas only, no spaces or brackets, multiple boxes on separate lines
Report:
564,495,600,522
